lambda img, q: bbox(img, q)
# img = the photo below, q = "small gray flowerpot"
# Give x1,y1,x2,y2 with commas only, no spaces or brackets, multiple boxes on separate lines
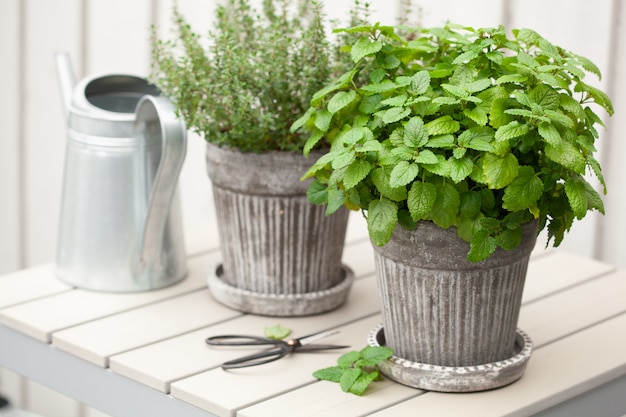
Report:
371,220,538,391
205,143,352,316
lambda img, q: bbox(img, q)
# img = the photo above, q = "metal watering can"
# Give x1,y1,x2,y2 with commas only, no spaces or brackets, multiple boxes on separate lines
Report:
55,53,187,292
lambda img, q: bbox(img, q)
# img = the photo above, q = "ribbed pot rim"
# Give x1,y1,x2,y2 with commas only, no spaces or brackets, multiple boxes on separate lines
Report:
205,142,325,196
371,220,539,270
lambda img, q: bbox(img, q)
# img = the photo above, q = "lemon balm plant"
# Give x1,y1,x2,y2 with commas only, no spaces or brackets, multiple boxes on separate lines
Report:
294,23,613,262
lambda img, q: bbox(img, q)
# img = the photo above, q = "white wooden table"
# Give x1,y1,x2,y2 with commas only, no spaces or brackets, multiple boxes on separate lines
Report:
1,214,625,417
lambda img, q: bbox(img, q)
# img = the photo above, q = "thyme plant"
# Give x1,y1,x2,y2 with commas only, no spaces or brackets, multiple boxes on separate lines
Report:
294,23,613,261
151,0,365,153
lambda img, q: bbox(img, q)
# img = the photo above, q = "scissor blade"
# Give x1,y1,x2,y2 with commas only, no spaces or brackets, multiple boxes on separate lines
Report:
297,329,340,346
295,343,350,352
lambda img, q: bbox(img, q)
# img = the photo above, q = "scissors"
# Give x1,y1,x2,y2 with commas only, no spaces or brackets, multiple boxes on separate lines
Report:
205,329,349,369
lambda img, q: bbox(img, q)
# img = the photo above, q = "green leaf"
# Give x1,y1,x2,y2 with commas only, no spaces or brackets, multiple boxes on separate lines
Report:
328,90,357,114
361,80,397,94
425,115,461,135
564,176,588,219
349,371,379,396
337,351,361,368
529,84,559,110
359,94,383,114
313,366,344,383
414,149,439,164
264,323,291,340
483,153,519,189
326,186,346,215
494,121,529,142
314,109,333,132
351,37,383,63
442,83,468,98
460,191,482,217
344,160,373,190
537,121,561,146
390,161,420,187
404,117,429,147
371,168,408,202
429,183,460,229
496,227,522,250
290,107,314,133
544,141,586,174
463,107,488,126
340,368,362,393
449,156,474,183
307,179,328,205
380,107,411,124
303,129,324,157
381,94,408,107
331,150,356,170
368,198,399,245
410,70,430,95
426,134,455,148
502,166,543,211
358,346,394,366
584,179,605,213
467,229,497,262
408,182,437,221
465,78,492,93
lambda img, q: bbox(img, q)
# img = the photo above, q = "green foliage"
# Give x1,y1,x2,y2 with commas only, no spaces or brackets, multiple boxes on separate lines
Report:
312,346,393,395
264,323,291,340
150,0,366,153
295,23,613,262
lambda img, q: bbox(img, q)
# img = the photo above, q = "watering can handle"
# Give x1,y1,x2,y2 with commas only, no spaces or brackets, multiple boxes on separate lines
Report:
133,96,187,274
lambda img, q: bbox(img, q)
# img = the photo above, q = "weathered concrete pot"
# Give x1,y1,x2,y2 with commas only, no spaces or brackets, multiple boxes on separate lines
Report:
205,143,352,316
371,220,538,391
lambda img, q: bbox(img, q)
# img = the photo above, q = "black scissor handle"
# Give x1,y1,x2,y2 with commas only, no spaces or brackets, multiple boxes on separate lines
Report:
205,335,282,347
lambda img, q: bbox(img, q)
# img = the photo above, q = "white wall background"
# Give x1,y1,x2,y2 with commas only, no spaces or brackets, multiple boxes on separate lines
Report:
0,0,623,415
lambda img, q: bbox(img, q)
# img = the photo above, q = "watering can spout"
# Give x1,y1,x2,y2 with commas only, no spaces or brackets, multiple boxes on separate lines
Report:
55,52,76,116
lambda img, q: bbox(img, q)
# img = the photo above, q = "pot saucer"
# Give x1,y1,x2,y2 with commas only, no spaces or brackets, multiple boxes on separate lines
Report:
207,264,354,316
368,324,533,392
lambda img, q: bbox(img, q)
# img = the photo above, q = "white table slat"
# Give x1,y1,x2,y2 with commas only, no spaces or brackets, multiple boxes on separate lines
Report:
344,212,369,243
51,289,242,367
109,275,381,392
368,312,626,417
520,269,626,347
238,373,419,417
0,263,72,309
522,251,615,303
0,251,220,342
170,315,383,417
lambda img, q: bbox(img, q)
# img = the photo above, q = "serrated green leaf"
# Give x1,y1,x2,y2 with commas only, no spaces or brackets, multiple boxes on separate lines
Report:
349,371,379,396
442,83,468,98
359,346,394,366
313,366,344,382
460,191,482,218
483,153,519,189
429,182,460,229
426,134,455,148
381,94,408,107
410,70,430,95
303,129,324,157
573,53,602,78
326,186,346,215
340,368,362,393
544,110,575,128
390,161,420,187
371,168,407,201
464,107,488,126
467,229,497,262
496,74,528,84
368,198,399,245
404,117,429,147
380,107,411,124
314,109,333,132
328,90,357,114
449,156,474,183
425,115,460,135
544,141,586,173
361,80,397,94
529,84,559,110
537,121,561,146
414,149,439,164
422,153,450,177
453,147,467,159
306,179,328,205
337,351,361,368
331,150,356,170
264,323,291,340
351,37,383,63
408,182,437,221
564,177,588,219
383,54,401,69
344,160,372,190
452,49,479,65
496,227,522,250
465,78,492,93
583,179,605,213
502,166,543,211
339,127,365,145
495,121,529,142
359,94,382,114
432,97,460,105
290,107,314,133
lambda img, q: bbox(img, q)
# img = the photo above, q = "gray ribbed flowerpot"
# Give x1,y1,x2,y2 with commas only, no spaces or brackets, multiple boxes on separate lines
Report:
371,220,538,391
205,143,352,316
